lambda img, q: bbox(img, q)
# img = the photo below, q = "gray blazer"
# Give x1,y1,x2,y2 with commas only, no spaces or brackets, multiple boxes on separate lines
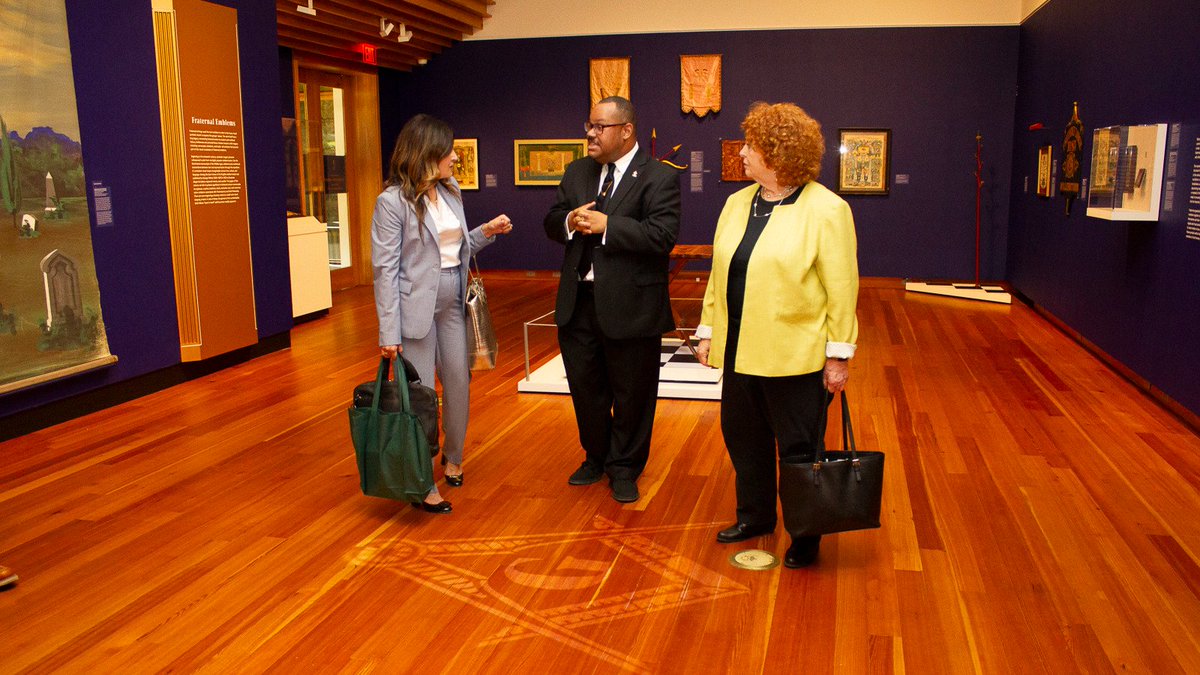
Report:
371,179,494,346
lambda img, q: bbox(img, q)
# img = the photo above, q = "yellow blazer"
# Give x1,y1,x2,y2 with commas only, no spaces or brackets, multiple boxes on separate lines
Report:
700,181,859,376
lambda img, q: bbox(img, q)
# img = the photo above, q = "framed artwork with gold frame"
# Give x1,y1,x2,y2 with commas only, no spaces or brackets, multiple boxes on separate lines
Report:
452,138,479,190
513,139,587,186
837,128,891,195
720,139,749,182
1036,145,1053,198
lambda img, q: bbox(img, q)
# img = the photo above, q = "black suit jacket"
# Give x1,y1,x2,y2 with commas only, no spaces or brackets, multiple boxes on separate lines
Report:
543,147,681,340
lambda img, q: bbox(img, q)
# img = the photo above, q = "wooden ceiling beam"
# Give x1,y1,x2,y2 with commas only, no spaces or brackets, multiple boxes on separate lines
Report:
276,0,460,44
276,11,448,52
276,0,481,71
322,0,479,34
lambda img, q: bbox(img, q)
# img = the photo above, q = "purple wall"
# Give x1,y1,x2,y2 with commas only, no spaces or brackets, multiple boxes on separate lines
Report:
0,0,289,420
1008,0,1200,416
379,27,1019,279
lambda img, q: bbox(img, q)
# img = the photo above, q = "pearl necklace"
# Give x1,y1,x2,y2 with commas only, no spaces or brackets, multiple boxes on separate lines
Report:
751,185,797,218
760,184,797,200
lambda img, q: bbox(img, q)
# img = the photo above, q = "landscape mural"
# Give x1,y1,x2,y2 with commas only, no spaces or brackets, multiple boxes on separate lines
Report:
0,0,113,393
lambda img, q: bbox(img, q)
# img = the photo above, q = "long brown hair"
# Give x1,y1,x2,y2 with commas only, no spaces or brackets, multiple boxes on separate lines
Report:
386,114,458,223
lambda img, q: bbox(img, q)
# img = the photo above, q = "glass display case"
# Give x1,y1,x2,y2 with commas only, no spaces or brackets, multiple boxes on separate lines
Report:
1087,123,1168,221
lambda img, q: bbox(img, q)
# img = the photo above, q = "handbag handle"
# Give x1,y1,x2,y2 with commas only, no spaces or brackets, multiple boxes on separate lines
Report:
371,356,413,414
811,389,861,472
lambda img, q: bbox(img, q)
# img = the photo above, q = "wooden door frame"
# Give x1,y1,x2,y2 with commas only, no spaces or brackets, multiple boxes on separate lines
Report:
293,56,380,291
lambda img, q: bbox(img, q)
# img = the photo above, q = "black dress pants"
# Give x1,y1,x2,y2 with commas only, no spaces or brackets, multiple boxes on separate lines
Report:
558,284,661,480
720,368,829,529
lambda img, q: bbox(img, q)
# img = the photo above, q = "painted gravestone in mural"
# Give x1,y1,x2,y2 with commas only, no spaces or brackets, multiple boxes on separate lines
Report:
0,1,114,394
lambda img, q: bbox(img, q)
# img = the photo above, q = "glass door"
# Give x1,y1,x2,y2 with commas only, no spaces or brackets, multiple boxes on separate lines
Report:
298,69,357,290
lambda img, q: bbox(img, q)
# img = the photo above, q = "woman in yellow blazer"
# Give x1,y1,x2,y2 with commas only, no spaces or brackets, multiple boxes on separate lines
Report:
696,102,859,568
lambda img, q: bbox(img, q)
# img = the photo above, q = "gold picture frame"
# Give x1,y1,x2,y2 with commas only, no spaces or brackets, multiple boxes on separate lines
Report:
720,139,749,182
452,138,479,190
837,128,891,195
513,139,587,186
1036,145,1053,198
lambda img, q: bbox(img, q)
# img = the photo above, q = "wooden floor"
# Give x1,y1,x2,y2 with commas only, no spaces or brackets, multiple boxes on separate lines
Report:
2,276,1199,674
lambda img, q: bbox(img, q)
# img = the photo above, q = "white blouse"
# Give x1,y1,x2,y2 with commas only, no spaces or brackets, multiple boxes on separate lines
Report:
425,194,463,268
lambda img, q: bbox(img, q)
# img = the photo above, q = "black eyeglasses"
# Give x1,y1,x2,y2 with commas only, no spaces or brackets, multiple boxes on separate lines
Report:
584,121,628,134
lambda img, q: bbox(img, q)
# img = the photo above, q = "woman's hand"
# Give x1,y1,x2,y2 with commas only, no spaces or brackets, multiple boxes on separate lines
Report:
381,344,402,359
823,359,849,394
483,214,513,237
695,338,712,367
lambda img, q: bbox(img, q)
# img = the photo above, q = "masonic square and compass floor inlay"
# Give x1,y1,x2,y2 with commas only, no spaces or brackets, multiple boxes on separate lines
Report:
347,516,750,671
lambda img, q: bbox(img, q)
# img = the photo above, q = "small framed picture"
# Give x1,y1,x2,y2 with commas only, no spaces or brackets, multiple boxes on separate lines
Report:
452,138,479,190
837,128,891,195
514,139,587,186
720,139,750,182
1037,145,1053,197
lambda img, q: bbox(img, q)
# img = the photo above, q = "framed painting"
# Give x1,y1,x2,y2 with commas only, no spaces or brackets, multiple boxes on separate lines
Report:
720,139,749,181
1036,145,1053,197
514,139,587,186
837,129,891,195
452,138,479,190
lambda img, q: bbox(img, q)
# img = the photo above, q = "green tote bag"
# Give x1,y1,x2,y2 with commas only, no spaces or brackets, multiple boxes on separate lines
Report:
348,357,434,503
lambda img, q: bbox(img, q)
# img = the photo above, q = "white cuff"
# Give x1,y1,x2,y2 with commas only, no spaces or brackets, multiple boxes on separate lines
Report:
826,342,856,359
695,324,713,339
564,215,573,240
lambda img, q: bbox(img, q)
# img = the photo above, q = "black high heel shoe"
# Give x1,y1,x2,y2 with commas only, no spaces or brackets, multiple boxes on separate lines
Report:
412,499,453,514
442,456,463,487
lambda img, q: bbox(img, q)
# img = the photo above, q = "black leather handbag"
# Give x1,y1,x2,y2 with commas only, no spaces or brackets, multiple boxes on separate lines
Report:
779,391,884,537
352,356,440,456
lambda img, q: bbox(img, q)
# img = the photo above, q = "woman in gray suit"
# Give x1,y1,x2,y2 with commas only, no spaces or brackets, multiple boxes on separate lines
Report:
372,114,513,513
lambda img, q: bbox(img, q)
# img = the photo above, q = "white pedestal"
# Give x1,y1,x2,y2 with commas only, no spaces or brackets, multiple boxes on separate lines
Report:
904,280,1012,305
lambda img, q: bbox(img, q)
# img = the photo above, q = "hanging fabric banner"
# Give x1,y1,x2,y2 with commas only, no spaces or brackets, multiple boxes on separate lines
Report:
680,54,722,117
589,57,630,107
1061,102,1084,214
0,1,115,395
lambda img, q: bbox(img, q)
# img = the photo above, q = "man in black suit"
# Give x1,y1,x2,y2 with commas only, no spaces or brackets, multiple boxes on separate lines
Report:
543,96,681,503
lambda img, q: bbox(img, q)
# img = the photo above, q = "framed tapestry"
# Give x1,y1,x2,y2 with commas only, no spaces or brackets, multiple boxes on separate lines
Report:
514,139,587,186
720,140,749,182
837,128,891,195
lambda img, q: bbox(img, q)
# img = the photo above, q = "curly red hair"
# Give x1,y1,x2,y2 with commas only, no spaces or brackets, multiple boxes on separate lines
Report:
740,102,824,187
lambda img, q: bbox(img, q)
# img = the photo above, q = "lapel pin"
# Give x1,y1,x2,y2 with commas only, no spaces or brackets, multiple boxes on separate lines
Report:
632,170,638,179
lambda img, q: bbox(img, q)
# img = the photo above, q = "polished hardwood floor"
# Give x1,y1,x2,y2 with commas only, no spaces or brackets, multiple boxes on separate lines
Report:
2,276,1199,674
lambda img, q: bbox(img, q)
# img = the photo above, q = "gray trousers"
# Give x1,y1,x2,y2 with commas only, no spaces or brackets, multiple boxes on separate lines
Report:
402,267,470,466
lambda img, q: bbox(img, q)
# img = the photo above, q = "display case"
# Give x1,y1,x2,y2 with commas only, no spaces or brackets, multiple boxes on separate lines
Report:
1086,123,1168,221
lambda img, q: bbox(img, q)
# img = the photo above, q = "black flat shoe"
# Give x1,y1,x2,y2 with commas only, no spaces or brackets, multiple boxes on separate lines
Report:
412,500,453,514
568,462,604,486
783,536,820,568
445,472,463,487
715,522,775,544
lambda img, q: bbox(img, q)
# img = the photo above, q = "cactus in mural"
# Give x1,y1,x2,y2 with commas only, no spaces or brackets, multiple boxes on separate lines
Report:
0,115,22,230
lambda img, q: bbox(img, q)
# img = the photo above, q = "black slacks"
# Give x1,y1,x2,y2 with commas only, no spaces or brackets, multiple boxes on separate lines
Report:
720,368,830,528
558,284,661,480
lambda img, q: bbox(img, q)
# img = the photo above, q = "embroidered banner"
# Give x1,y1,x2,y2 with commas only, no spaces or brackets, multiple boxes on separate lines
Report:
681,54,722,117
1061,102,1084,214
589,57,630,107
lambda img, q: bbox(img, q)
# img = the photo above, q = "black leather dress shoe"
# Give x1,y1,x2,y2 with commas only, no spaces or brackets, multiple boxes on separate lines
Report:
715,522,775,544
412,500,453,514
610,478,639,503
445,472,463,487
568,462,604,486
783,536,821,568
